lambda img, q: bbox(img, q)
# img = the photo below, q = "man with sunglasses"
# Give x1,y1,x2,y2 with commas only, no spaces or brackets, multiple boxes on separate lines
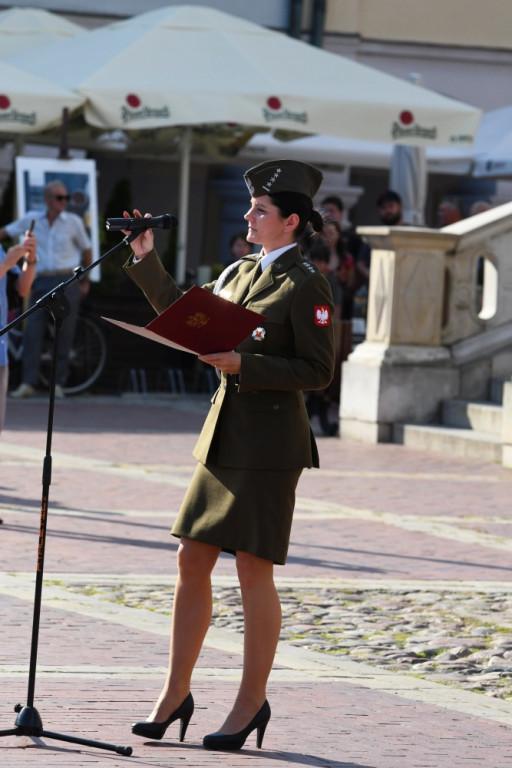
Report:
0,180,92,399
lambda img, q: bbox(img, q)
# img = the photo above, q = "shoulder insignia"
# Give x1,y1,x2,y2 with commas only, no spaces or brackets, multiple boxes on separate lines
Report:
299,259,317,275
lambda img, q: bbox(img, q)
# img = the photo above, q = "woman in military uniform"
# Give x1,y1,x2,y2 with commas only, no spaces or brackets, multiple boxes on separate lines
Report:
125,160,335,751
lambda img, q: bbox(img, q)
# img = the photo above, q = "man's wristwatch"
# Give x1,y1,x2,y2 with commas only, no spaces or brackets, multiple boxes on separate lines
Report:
25,255,38,266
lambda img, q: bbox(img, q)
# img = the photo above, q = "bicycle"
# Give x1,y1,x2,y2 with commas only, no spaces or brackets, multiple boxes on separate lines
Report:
7,306,108,396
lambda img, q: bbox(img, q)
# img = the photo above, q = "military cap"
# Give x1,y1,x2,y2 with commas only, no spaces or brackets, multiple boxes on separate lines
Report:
243,159,323,199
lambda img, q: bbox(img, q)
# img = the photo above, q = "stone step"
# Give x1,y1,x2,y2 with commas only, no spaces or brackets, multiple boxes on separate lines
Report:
393,423,502,463
441,398,502,436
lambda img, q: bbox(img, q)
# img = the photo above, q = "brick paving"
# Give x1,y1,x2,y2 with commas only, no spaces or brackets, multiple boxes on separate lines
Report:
0,394,511,766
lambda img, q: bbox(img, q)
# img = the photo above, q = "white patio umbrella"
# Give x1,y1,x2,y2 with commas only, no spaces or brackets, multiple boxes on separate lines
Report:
471,105,512,177
0,7,86,59
0,59,83,135
9,5,481,281
239,132,474,176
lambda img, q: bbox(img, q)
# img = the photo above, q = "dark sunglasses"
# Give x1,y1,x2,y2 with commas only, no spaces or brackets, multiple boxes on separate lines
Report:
54,194,70,202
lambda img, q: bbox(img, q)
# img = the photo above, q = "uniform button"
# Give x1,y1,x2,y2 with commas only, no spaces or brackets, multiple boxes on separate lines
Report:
272,404,280,411
275,262,282,268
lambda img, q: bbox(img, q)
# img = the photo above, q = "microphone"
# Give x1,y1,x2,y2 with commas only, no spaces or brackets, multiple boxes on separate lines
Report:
105,214,178,231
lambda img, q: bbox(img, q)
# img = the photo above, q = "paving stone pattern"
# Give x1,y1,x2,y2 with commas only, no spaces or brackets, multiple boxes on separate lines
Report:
0,395,511,768
64,580,512,700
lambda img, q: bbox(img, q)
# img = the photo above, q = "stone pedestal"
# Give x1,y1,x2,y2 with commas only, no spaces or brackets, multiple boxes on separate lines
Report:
340,226,459,442
501,380,512,468
340,342,458,442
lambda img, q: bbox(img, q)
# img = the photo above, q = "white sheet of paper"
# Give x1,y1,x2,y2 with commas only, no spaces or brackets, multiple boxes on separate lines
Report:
102,316,197,355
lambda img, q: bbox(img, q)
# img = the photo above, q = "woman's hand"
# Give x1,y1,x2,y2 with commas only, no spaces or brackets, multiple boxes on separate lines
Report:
123,209,154,259
198,350,241,375
22,230,36,262
5,231,36,269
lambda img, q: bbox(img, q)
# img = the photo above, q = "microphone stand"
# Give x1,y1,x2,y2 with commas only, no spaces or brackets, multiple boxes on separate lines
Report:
0,230,144,757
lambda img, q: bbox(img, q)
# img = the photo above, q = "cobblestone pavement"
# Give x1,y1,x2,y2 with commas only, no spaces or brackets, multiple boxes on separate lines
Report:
63,580,512,700
0,394,511,768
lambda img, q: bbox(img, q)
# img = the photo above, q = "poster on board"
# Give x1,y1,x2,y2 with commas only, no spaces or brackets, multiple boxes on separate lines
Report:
14,156,100,280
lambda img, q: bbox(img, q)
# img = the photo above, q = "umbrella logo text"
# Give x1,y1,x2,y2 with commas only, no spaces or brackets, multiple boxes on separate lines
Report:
262,96,308,126
121,93,170,124
0,94,36,126
391,109,437,142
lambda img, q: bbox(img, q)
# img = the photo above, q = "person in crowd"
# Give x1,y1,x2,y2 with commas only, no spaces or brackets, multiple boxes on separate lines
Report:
469,200,492,216
321,218,355,320
437,197,462,227
0,229,37,432
122,159,335,751
320,194,370,294
0,180,92,399
321,215,346,273
306,239,341,435
320,194,345,227
376,189,404,226
228,230,253,262
308,239,342,320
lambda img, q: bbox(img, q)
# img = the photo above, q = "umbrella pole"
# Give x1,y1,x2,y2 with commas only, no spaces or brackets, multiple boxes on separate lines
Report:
176,126,191,285
58,108,69,160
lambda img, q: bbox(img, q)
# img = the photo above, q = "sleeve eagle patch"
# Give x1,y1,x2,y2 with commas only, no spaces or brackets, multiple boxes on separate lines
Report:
314,305,331,326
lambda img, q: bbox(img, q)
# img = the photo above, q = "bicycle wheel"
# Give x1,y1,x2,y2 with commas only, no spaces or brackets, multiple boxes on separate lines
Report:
39,315,107,395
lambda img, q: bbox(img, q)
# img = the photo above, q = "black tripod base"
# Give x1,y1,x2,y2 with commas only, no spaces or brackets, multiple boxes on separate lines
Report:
0,704,132,756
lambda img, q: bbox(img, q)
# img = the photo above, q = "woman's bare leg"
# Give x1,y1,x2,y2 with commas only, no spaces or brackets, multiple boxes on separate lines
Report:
217,551,280,733
147,537,221,722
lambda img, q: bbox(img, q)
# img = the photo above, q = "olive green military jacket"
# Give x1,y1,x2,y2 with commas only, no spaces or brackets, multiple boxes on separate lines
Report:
125,246,335,470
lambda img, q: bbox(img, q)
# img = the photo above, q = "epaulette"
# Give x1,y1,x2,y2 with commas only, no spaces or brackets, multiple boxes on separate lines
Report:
298,259,318,276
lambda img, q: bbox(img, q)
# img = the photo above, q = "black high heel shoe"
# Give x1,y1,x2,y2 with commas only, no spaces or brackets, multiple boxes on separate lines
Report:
203,700,271,751
131,692,194,741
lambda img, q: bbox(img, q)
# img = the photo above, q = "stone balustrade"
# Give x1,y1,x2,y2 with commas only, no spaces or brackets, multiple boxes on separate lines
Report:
339,202,512,445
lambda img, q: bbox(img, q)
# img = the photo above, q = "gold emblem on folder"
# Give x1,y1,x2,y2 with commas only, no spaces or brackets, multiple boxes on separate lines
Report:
186,312,209,328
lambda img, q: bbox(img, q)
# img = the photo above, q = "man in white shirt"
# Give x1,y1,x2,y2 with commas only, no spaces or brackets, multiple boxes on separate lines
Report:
0,180,92,398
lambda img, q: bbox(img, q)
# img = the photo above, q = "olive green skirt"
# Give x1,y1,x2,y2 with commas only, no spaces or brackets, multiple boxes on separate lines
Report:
171,462,302,565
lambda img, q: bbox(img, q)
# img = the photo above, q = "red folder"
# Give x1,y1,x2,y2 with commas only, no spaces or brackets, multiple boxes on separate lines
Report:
102,284,266,355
